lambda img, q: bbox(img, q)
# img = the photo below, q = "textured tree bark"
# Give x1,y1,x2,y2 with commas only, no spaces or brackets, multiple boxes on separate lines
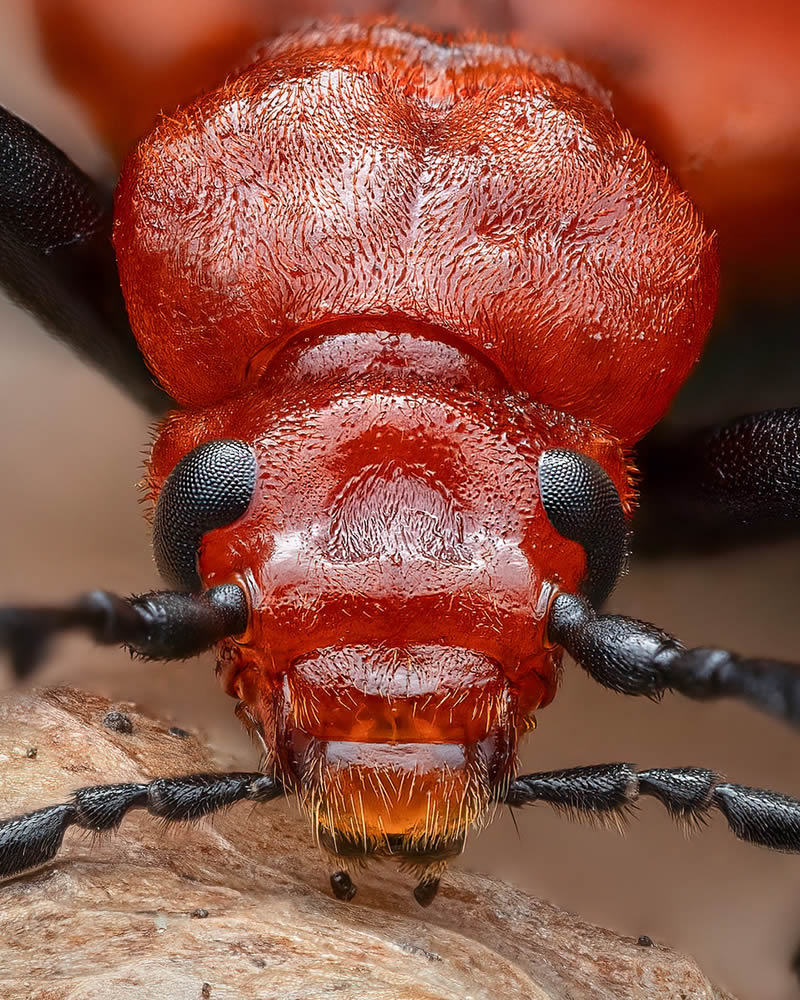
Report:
0,687,736,1000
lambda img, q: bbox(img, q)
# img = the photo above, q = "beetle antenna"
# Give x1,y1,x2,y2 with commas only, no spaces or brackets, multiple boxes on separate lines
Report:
0,585,248,678
549,593,800,728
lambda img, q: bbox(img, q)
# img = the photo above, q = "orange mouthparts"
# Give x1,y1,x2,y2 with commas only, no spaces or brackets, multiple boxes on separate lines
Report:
267,643,532,862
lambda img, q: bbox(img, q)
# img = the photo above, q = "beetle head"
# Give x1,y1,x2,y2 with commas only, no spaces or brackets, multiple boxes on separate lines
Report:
145,322,630,866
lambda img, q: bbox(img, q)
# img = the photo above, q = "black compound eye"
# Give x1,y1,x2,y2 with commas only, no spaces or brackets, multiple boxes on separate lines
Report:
538,449,628,607
153,439,257,592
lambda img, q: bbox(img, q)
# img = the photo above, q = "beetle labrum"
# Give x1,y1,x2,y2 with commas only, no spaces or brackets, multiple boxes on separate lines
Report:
1,20,800,907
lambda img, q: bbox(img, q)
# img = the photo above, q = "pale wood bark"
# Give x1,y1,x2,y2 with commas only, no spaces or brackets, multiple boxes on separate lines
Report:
0,687,736,1000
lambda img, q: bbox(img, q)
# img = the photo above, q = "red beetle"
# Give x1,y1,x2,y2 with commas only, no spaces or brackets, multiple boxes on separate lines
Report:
1,13,799,922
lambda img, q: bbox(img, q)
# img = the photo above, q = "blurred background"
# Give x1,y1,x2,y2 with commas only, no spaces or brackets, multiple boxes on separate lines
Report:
0,2,799,998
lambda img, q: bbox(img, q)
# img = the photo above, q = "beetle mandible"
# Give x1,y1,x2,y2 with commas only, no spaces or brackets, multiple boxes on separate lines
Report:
1,17,799,909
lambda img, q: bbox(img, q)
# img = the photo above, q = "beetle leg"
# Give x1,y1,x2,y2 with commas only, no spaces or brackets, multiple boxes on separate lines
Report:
0,105,170,412
636,406,800,551
0,584,248,678
549,593,800,727
506,763,800,852
0,771,282,879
